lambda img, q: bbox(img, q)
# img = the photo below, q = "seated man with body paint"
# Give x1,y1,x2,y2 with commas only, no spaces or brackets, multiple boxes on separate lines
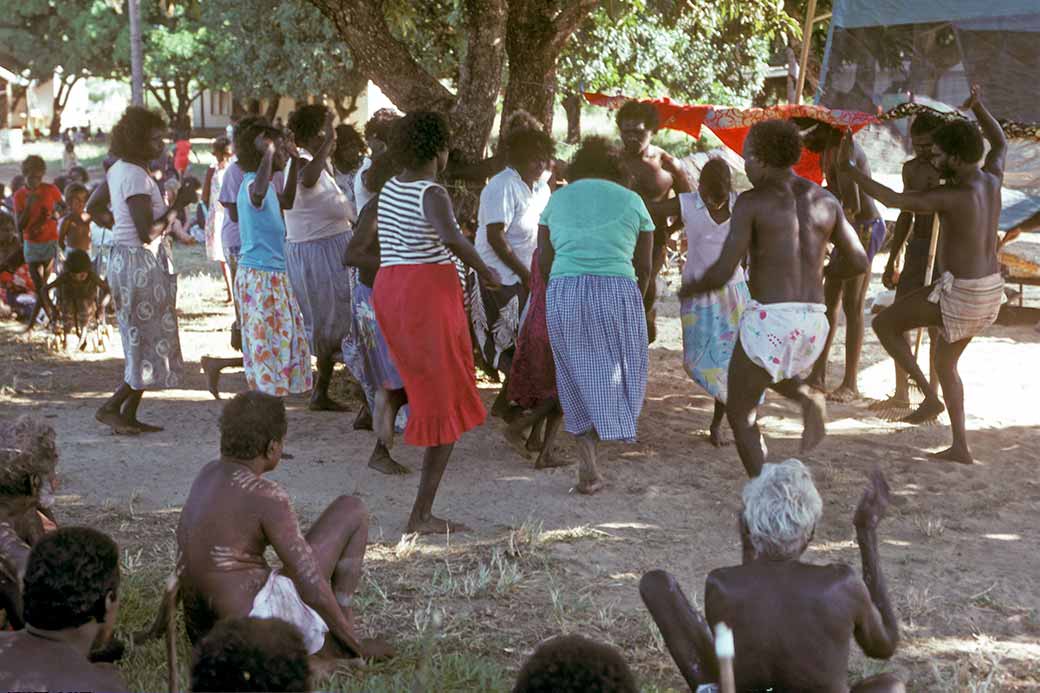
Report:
640,460,904,692
176,391,393,664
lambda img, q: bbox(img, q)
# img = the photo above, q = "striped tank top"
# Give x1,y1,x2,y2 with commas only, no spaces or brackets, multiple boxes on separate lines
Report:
377,177,454,267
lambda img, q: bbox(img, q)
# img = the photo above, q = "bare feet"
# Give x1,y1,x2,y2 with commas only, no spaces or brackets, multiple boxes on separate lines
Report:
368,443,410,475
405,515,470,535
900,397,945,425
353,405,373,431
525,428,544,453
504,427,532,458
96,407,139,435
826,384,861,403
126,420,164,433
200,357,221,400
491,390,511,419
534,449,569,469
573,479,604,495
804,372,826,393
800,389,827,453
868,395,910,412
928,446,975,464
708,424,729,447
309,392,349,412
373,390,395,450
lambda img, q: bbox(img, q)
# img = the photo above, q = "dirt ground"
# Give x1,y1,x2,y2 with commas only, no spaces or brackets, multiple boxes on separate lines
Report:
1,245,1039,691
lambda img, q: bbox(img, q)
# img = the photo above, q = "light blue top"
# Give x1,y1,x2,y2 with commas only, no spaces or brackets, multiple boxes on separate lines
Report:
237,172,286,273
539,179,654,281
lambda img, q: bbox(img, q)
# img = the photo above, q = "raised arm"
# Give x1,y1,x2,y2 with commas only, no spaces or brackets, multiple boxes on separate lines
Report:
679,193,753,296
850,469,900,659
299,111,336,189
839,133,955,214
424,184,501,289
662,152,692,194
250,139,276,209
645,196,681,221
262,493,363,658
965,84,1006,178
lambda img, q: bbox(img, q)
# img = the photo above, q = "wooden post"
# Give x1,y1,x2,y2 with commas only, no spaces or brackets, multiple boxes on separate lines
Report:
914,214,941,357
795,0,818,104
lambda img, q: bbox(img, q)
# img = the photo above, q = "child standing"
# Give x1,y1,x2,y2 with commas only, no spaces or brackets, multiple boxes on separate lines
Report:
62,141,79,174
58,183,92,255
202,136,233,303
13,156,63,331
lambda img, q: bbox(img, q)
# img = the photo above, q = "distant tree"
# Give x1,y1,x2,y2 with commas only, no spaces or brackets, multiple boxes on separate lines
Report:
0,0,122,136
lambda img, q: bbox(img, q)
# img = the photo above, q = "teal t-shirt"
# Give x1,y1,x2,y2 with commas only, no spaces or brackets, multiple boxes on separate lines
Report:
539,179,654,280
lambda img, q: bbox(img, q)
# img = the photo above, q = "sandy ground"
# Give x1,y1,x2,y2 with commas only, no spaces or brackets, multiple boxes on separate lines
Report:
1,246,1039,690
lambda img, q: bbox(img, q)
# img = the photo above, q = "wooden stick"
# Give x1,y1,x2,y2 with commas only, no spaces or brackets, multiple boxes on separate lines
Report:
794,0,818,104
163,574,180,693
913,214,941,358
715,622,736,693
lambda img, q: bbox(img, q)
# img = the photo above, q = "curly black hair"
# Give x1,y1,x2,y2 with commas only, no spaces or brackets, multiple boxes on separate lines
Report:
110,106,166,163
65,248,92,274
235,122,283,173
333,123,367,171
364,107,403,143
616,100,660,132
23,527,119,631
68,165,89,183
910,113,945,137
505,128,555,168
220,391,288,460
932,120,984,163
191,617,310,692
366,150,401,195
567,136,630,185
21,155,45,177
746,119,803,168
390,111,451,169
513,634,639,693
699,158,732,199
287,104,329,145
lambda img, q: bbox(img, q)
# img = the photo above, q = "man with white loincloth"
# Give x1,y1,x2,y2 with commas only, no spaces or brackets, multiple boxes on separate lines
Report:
176,392,392,662
841,85,1006,465
681,120,868,477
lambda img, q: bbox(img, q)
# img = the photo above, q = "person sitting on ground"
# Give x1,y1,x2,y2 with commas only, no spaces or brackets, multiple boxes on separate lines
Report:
841,85,1007,465
191,616,311,692
62,141,79,174
680,120,868,477
640,460,903,693
176,391,392,662
0,527,126,693
512,633,639,693
46,249,111,350
797,119,886,403
58,182,92,255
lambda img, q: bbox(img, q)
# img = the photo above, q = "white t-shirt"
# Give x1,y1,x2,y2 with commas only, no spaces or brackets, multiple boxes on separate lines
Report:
107,160,165,247
475,167,550,286
354,157,375,212
284,149,356,243
680,191,743,286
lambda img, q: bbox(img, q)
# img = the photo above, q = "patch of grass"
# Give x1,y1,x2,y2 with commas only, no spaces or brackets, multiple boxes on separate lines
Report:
913,514,946,539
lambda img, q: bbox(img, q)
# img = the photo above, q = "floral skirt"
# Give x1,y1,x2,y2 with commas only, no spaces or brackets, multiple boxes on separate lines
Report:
236,267,313,396
680,280,751,404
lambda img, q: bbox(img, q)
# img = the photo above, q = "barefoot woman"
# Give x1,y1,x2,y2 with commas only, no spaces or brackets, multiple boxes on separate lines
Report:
373,112,502,533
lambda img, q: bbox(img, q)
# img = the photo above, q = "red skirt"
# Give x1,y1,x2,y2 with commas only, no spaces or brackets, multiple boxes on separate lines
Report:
509,249,557,409
373,264,486,446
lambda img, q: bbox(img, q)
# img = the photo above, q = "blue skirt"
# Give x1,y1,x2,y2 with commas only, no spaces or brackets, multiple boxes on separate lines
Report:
546,275,648,442
285,232,353,360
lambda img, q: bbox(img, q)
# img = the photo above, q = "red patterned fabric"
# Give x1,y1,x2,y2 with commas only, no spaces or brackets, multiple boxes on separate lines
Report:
508,249,557,409
583,93,880,183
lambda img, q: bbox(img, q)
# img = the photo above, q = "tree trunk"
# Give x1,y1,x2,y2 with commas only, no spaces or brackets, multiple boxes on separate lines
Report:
128,0,145,105
48,75,79,139
499,0,598,139
246,98,262,115
264,96,281,123
562,92,582,143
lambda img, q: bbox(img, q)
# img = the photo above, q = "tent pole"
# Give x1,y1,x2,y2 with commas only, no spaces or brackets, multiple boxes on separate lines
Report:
795,0,818,104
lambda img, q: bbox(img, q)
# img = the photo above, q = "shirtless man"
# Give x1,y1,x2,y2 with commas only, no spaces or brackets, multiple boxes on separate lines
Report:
799,119,886,402
0,527,127,693
176,391,391,662
680,120,868,477
872,114,944,414
640,460,903,693
617,100,692,343
842,85,1006,464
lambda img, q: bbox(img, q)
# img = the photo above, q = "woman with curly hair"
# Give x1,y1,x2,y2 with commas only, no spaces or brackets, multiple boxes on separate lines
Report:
331,122,367,211
87,106,196,434
373,111,502,533
284,105,356,410
538,136,653,494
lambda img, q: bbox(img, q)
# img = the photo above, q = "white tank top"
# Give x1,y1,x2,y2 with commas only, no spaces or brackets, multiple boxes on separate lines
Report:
680,191,744,286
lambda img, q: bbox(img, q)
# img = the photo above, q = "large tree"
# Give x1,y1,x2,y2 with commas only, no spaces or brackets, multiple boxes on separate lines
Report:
0,0,122,136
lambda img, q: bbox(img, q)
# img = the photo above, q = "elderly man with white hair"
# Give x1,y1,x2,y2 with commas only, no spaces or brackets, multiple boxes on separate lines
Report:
640,459,904,692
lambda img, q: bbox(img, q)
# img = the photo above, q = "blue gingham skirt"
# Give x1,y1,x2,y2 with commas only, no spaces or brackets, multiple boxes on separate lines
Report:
546,275,648,441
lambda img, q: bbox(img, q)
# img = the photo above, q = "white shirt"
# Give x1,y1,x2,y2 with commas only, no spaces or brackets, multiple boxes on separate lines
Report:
475,167,550,286
107,160,165,247
354,157,374,212
680,191,744,286
284,149,356,243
